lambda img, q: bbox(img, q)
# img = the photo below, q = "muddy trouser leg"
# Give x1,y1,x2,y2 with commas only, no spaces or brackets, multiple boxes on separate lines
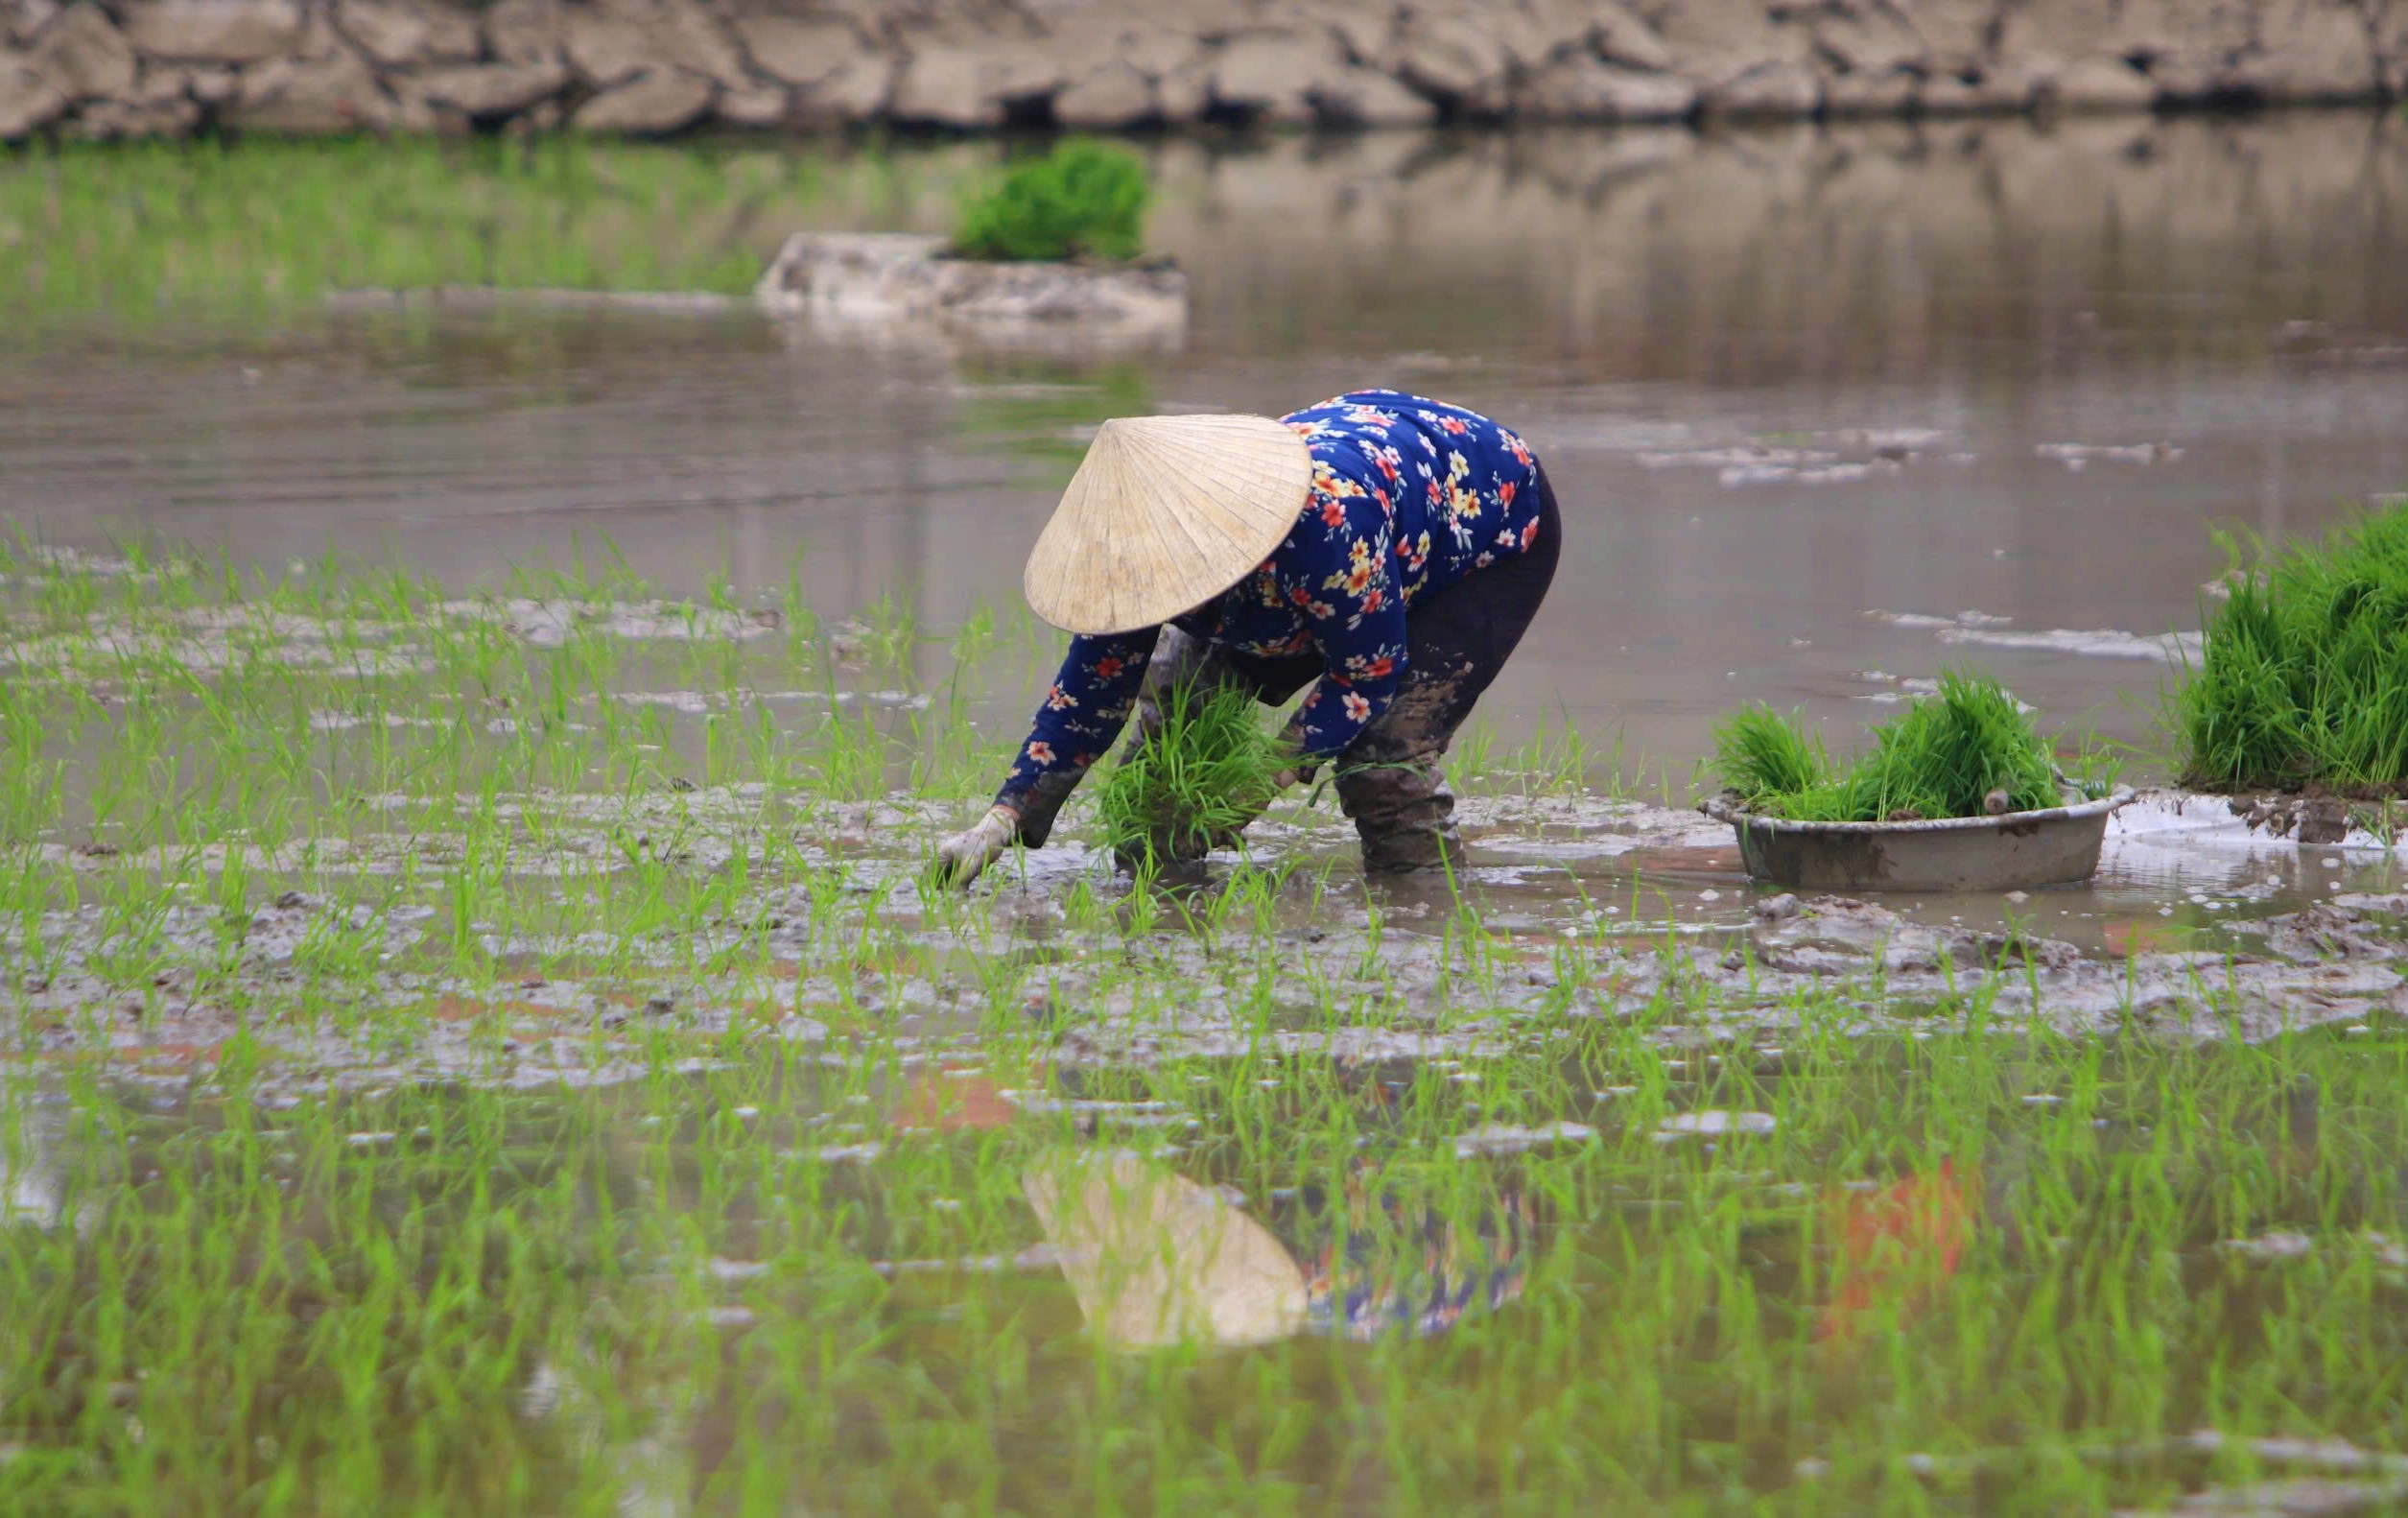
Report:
1336,465,1564,874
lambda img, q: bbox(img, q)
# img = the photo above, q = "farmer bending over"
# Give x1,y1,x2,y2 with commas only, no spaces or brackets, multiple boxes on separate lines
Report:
935,390,1562,883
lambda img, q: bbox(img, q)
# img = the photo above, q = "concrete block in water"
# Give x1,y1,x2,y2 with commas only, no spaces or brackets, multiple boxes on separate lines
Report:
754,232,1189,337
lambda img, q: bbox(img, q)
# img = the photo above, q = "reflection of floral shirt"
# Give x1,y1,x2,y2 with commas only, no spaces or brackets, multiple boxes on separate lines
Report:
1294,1187,1530,1341
999,391,1545,810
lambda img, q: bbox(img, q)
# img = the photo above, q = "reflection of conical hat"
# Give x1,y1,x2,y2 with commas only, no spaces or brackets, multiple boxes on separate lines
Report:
1023,415,1313,636
1023,1151,1308,1348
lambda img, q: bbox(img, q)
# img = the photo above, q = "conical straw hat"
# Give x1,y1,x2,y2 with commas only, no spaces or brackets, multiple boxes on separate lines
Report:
1023,414,1313,635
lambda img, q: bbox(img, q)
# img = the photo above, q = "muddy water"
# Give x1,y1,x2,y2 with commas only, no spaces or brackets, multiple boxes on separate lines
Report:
5,115,2407,786
12,1029,2408,1515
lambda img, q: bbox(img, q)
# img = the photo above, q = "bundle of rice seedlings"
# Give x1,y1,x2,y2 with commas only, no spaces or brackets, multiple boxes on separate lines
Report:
1841,671,2059,821
1712,672,2062,821
2174,507,2408,795
1712,703,1849,818
1095,683,1286,868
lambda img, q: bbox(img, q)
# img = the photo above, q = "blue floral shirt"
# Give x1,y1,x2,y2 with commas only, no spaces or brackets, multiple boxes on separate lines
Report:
998,391,1544,812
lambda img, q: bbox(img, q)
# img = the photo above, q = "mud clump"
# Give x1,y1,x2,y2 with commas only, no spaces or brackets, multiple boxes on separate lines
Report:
2227,791,2393,846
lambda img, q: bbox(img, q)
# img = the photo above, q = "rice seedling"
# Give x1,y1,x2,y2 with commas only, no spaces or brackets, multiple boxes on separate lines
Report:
2172,505,2408,795
1094,682,1288,869
1713,671,2065,820
1713,701,1843,811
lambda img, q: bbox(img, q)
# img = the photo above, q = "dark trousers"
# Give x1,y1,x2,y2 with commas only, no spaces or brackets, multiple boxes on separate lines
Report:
1126,463,1564,871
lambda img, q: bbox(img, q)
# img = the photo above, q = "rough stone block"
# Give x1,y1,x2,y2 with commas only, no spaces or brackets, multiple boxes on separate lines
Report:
335,0,480,68
0,51,67,134
728,14,859,88
62,91,201,135
1053,59,1153,128
1705,59,1819,116
406,59,568,115
1312,0,1395,63
117,0,304,64
755,231,1188,335
1154,57,1210,122
1594,2,1673,72
1523,51,1695,120
1310,62,1437,127
2042,51,2157,110
1823,64,1921,116
2247,1,2382,103
1896,0,1994,72
1211,29,1347,125
482,0,559,64
888,42,999,126
226,44,394,130
572,65,712,131
1810,10,1925,76
1393,12,1512,111
566,2,746,90
28,3,134,98
714,80,790,126
793,52,888,123
7,0,60,47
1919,71,2019,116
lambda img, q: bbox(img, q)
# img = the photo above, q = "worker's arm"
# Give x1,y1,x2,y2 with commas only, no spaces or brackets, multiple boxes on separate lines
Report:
933,628,1157,885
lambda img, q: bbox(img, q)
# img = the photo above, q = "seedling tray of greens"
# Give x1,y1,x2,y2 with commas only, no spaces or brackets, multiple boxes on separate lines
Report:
1701,671,2132,892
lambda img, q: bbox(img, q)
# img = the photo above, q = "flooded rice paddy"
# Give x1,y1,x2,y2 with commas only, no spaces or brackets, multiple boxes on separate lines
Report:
4,112,2408,1514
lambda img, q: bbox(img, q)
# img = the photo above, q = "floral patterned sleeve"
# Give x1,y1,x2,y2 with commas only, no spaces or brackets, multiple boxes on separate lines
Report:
1279,482,1407,765
994,629,1157,813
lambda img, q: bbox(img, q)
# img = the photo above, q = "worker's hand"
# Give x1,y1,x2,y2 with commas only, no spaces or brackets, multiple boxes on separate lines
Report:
933,804,1020,887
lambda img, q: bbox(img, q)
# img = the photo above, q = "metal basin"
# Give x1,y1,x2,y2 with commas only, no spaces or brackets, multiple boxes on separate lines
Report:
1699,787,2136,893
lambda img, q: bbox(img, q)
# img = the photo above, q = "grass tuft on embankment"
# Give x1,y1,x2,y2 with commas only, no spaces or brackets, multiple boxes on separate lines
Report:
2173,505,2408,795
950,138,1149,264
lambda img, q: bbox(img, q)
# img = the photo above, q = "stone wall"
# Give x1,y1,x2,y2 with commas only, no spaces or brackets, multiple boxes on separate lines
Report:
3,0,2404,143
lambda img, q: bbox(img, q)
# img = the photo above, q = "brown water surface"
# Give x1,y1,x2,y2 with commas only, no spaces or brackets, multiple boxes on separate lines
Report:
5,116,2408,783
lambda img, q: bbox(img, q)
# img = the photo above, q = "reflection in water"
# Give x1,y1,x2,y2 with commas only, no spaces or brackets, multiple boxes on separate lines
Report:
1820,1161,1977,1348
899,1062,1531,1349
1024,1151,1310,1348
1023,1150,1531,1349
2,1038,2401,1514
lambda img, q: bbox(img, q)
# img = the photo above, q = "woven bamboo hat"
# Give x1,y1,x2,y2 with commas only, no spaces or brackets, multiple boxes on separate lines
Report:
1023,414,1314,635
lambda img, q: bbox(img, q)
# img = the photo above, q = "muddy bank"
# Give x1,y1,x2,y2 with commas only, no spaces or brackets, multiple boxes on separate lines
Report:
3,0,2404,143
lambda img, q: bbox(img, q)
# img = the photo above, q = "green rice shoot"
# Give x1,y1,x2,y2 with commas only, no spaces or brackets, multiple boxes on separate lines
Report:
1094,682,1285,866
2173,505,2408,795
1714,671,2062,821
1712,703,1846,818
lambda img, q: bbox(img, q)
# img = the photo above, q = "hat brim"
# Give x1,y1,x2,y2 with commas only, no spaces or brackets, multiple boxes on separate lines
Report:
1023,414,1314,636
